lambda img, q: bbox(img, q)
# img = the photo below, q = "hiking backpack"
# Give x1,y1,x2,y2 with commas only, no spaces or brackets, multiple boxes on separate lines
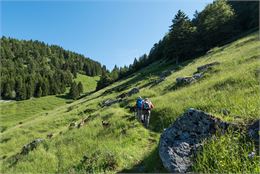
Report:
143,101,150,110
136,99,143,109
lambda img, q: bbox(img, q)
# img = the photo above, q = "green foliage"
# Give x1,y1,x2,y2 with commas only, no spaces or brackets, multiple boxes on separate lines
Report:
228,0,259,31
196,0,235,49
165,10,196,63
0,37,104,100
77,82,84,94
69,82,80,100
96,74,113,90
68,81,85,99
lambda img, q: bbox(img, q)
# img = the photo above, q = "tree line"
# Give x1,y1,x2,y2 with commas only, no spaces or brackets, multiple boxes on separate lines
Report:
0,37,105,100
96,0,259,90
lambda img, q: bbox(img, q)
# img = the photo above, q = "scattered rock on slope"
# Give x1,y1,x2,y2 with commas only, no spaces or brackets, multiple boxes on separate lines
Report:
20,138,44,155
127,87,140,96
159,108,231,173
101,98,122,107
116,87,140,99
116,92,128,99
197,61,220,72
175,62,220,86
176,76,196,85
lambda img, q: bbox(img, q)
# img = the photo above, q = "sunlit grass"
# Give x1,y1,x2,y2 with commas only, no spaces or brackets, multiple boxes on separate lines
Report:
0,31,259,173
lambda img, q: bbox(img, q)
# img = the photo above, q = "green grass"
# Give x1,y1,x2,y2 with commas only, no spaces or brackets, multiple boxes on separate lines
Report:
0,75,99,132
0,31,259,173
193,130,260,173
0,96,70,131
74,74,100,93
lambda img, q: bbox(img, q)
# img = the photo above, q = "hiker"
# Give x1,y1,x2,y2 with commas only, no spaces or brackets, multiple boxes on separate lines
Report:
135,96,143,122
142,98,154,128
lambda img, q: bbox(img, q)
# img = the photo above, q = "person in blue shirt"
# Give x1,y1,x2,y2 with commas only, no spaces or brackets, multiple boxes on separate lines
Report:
135,96,144,122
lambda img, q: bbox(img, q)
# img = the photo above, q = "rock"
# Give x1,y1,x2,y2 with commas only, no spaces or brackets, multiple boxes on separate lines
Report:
159,108,231,173
102,120,111,128
20,138,44,155
197,62,220,72
192,73,204,80
127,87,140,96
176,76,196,86
160,70,172,78
101,98,122,107
116,92,127,99
176,73,203,86
248,119,259,149
248,151,256,159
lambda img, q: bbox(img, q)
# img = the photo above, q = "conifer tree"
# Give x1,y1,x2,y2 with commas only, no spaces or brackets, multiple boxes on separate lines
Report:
77,82,84,94
69,81,79,100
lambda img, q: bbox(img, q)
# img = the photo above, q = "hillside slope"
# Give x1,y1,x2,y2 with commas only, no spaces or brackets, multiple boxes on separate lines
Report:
0,31,259,173
0,37,104,101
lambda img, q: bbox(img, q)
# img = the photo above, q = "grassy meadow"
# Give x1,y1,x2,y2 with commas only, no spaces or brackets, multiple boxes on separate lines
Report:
0,31,259,173
74,74,99,93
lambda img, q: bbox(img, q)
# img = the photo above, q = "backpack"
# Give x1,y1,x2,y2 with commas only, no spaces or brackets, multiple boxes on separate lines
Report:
136,99,143,109
143,101,150,110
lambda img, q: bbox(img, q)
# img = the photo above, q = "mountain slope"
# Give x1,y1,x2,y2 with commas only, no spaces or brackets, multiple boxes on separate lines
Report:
0,31,259,173
0,37,104,100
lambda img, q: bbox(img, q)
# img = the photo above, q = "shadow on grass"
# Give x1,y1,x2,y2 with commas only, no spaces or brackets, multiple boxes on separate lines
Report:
118,146,168,173
56,93,71,100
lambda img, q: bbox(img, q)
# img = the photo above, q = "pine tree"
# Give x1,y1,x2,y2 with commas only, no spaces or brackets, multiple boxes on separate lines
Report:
3,83,12,99
77,82,84,94
166,10,196,63
69,81,79,100
15,78,26,100
35,86,42,97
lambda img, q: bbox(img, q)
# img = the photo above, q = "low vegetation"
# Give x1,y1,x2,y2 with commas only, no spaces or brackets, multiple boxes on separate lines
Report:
0,30,259,173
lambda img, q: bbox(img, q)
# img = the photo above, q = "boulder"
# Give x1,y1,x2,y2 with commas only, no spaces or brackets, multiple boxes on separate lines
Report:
20,138,44,155
159,108,230,173
192,73,204,80
127,87,140,96
248,119,259,149
176,77,196,86
197,62,220,72
101,98,122,107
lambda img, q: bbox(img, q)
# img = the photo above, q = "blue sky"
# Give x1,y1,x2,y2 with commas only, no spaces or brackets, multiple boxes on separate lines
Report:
1,0,212,70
